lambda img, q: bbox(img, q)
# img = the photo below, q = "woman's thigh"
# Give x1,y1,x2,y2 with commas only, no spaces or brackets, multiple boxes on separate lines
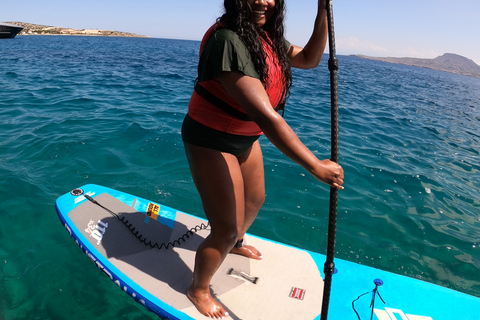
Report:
239,140,265,210
184,142,246,237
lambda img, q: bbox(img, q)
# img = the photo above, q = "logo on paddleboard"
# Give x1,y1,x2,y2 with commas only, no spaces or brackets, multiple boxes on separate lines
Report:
289,287,306,300
374,307,432,320
85,220,109,245
146,202,161,220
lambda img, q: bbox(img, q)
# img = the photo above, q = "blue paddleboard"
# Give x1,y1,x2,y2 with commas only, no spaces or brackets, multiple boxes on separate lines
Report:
55,184,480,319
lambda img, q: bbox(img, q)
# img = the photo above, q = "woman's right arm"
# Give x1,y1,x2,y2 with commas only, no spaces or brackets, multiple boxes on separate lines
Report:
218,71,344,189
288,0,328,69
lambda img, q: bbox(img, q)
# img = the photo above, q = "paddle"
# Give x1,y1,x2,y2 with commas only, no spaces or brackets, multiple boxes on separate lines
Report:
320,0,339,319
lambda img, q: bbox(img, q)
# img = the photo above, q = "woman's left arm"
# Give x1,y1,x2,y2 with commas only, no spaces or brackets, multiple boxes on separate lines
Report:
288,0,328,69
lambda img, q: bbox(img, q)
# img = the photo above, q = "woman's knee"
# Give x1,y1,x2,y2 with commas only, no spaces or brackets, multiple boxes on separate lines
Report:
210,224,238,248
246,192,265,212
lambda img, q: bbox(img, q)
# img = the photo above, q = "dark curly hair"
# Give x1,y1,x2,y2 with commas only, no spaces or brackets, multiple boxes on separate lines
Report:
220,0,292,111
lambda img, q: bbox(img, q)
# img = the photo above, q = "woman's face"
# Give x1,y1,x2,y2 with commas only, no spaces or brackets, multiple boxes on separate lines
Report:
248,0,276,27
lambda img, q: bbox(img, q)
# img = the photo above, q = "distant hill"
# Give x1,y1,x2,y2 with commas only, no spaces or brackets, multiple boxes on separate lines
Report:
7,21,149,38
356,53,480,79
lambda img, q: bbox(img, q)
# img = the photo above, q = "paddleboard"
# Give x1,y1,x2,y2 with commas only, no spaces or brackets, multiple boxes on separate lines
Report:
55,184,480,319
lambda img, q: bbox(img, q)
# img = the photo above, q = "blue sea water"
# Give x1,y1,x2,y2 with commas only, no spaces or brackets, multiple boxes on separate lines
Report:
0,35,479,319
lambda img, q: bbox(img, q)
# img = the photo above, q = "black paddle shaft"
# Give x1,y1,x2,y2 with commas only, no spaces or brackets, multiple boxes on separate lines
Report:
321,0,339,319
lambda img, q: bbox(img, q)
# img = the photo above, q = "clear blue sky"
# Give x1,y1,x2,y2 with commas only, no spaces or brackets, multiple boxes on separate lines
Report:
3,0,480,65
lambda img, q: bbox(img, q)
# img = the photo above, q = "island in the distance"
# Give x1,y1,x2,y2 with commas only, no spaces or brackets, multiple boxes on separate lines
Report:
356,53,480,79
7,21,149,38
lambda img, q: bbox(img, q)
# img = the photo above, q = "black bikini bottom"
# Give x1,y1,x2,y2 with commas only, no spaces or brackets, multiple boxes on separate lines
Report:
181,114,260,157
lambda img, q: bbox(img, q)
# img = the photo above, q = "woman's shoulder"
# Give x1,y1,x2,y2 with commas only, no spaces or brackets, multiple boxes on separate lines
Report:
199,26,259,81
203,27,249,57
210,28,242,45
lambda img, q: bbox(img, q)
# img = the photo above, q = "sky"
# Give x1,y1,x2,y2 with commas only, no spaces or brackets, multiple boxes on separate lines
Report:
2,0,480,65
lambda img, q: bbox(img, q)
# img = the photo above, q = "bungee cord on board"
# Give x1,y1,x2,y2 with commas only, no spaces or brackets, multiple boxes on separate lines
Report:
352,279,386,320
84,194,210,250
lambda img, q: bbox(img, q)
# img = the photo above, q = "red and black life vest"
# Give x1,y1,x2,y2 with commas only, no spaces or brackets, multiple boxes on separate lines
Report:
187,23,285,136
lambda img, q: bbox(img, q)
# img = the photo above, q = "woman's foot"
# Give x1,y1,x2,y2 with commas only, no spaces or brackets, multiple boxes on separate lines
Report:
187,286,229,319
230,244,263,260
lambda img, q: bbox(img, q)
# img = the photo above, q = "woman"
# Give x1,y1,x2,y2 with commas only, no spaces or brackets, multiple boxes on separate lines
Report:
181,0,344,318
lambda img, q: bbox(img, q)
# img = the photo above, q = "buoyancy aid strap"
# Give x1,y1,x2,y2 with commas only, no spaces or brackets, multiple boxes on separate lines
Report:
194,80,282,122
194,80,253,121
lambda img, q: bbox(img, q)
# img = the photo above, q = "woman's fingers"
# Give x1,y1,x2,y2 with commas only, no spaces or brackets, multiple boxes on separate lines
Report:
317,159,344,189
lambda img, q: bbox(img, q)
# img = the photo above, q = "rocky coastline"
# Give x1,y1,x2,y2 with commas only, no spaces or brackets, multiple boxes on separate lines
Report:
356,53,480,79
7,21,149,38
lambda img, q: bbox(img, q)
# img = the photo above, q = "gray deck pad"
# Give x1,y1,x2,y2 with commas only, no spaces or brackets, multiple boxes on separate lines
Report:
69,193,324,319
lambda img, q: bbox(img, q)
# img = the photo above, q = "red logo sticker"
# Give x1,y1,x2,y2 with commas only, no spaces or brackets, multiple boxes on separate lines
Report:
289,287,306,300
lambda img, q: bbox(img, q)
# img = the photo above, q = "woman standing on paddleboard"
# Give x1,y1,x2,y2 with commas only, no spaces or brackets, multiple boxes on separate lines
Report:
182,0,344,318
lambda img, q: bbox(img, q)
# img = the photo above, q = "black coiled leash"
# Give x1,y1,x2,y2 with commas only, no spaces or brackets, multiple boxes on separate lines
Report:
85,194,210,250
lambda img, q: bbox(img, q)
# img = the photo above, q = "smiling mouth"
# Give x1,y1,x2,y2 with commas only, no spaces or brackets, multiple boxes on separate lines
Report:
253,10,266,16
